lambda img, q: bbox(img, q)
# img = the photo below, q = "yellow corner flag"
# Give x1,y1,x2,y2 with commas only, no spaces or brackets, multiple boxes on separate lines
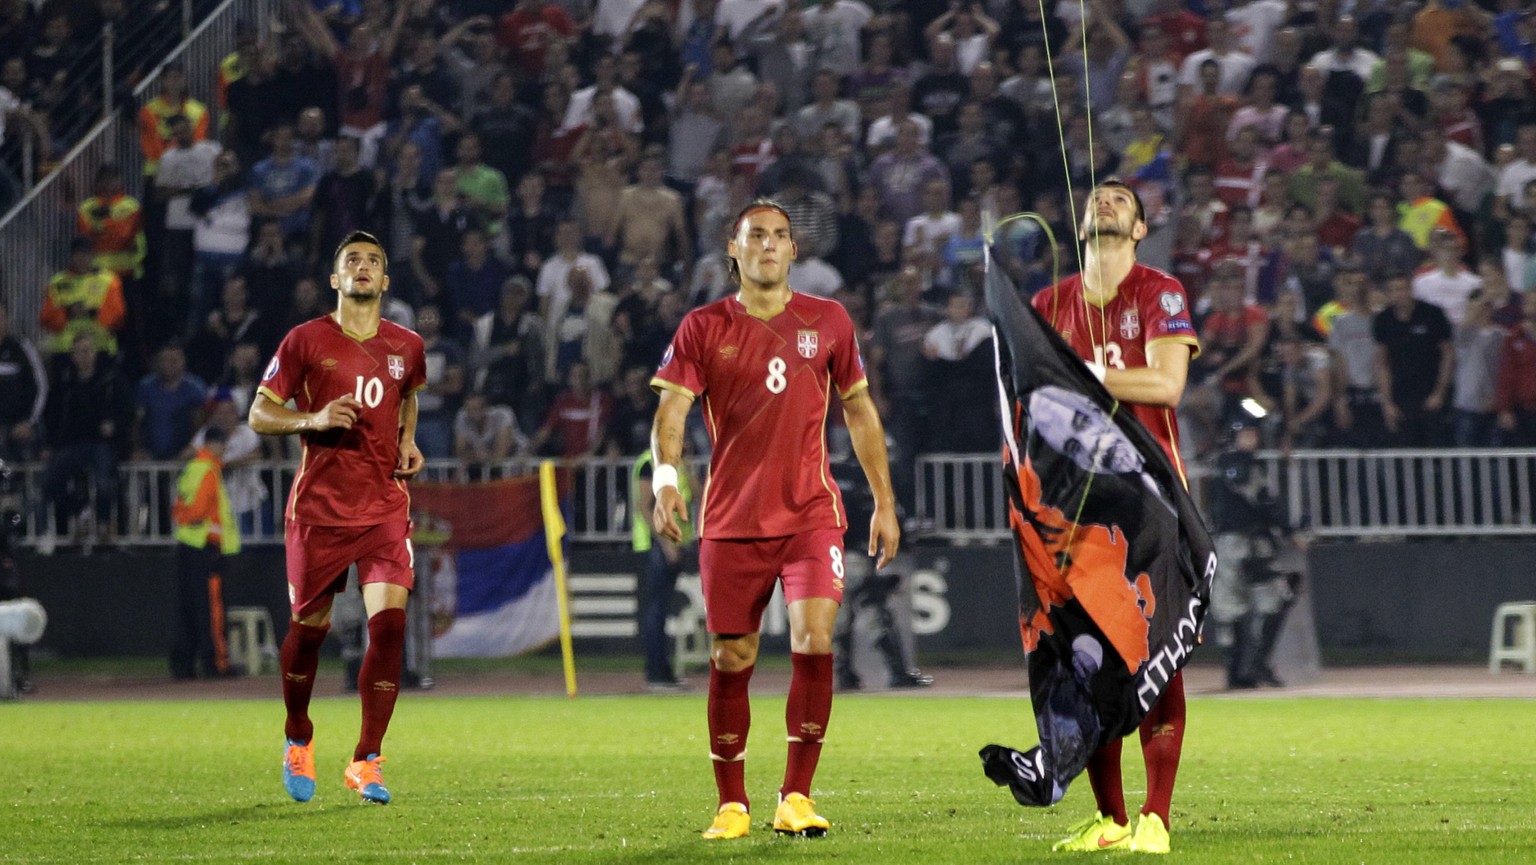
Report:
539,460,578,698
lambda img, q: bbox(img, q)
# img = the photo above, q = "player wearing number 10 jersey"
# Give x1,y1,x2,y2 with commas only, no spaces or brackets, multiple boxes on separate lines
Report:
250,230,426,806
651,201,900,840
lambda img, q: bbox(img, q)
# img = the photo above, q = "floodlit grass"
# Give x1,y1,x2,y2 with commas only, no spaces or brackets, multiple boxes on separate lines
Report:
2,693,1532,863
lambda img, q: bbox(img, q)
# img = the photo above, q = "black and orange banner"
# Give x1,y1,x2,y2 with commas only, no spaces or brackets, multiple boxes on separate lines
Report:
978,248,1217,807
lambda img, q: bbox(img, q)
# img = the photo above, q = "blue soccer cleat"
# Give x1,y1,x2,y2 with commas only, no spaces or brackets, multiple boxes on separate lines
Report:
283,738,316,802
344,753,391,804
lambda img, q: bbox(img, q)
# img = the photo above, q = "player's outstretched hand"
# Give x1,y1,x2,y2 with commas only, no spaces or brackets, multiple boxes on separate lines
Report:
652,485,688,543
869,504,900,569
311,394,363,431
395,439,425,479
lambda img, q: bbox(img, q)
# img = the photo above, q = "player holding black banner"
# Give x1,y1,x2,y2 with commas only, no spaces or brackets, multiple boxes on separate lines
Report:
1025,181,1200,854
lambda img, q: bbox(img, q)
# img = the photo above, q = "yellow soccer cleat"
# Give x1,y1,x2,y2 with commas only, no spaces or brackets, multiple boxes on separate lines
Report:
772,792,830,837
1051,811,1131,852
1130,812,1171,854
702,802,751,839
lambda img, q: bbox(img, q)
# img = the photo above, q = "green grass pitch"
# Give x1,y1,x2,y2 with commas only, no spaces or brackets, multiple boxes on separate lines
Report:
3,692,1533,863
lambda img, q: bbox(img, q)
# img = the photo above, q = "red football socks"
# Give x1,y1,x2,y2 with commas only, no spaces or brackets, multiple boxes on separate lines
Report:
707,661,753,808
1139,669,1186,827
354,608,406,761
781,652,833,798
280,621,330,742
1086,736,1129,825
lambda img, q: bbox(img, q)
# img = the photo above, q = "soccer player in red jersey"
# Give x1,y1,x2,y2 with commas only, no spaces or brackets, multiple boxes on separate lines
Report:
650,201,900,840
1030,181,1200,854
248,230,426,806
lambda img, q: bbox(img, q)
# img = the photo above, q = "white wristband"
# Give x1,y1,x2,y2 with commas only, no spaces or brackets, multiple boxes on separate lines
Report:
651,463,679,496
1085,361,1107,383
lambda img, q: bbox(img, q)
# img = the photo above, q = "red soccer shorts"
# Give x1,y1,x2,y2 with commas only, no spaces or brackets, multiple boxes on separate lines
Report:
697,527,846,635
284,520,415,619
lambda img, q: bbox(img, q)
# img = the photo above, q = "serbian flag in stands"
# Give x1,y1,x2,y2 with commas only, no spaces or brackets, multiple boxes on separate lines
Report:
977,246,1217,807
411,475,566,657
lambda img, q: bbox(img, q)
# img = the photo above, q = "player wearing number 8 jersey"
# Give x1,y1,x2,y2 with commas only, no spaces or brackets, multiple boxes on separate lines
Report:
250,230,427,806
651,200,900,839
1029,181,1199,853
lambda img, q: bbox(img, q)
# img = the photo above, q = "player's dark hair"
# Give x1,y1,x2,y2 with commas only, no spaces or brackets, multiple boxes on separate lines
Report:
1092,179,1145,225
725,198,793,285
333,230,388,273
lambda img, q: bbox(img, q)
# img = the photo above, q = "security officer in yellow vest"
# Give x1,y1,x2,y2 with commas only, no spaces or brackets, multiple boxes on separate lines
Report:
632,451,693,690
169,425,241,679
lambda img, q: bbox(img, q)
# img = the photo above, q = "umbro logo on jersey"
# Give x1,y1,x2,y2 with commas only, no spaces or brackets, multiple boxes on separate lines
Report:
719,345,739,358
322,358,338,368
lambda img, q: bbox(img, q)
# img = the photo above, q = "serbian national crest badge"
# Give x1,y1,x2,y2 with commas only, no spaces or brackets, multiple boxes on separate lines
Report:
1119,309,1140,340
797,330,819,359
387,355,405,380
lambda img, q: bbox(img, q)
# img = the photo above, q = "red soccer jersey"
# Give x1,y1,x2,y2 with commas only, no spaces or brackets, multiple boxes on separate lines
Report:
652,292,868,540
1032,263,1201,479
258,315,427,526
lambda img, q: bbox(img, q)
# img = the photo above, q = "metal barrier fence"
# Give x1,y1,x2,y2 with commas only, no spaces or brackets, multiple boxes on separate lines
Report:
913,449,1536,541
6,449,1536,550
0,0,278,343
4,456,711,549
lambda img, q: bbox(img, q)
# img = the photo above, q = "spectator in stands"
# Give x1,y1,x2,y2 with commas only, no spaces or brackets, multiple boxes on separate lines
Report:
308,135,376,271
544,258,620,386
1353,189,1422,283
35,333,129,554
1453,289,1510,447
505,171,560,282
603,365,658,458
1343,91,1409,181
921,291,995,452
1495,290,1536,445
498,0,576,81
1179,16,1256,97
392,27,460,118
139,62,209,185
1328,263,1387,447
134,342,207,462
1196,259,1271,424
189,392,267,536
1478,56,1535,151
666,74,728,199
472,276,546,433
189,150,252,321
1494,122,1536,219
471,72,537,191
1414,227,1482,325
537,218,610,317
77,163,148,287
279,275,325,336
870,265,939,516
238,220,298,325
247,123,319,252
445,227,512,341
1375,273,1454,447
1396,169,1465,251
293,105,336,174
154,115,221,329
286,0,408,167
219,340,265,418
455,391,526,472
1422,124,1495,221
187,274,268,384
573,93,639,250
411,168,479,313
453,131,510,241
415,304,466,459
1288,128,1366,215
1264,333,1334,451
25,14,78,108
802,0,880,79
41,237,126,362
608,145,691,275
530,360,611,457
744,4,810,118
0,299,47,462
870,119,948,227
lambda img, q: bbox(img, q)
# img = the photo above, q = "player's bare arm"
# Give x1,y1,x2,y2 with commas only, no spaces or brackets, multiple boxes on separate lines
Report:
395,390,424,478
249,391,365,435
650,387,694,542
842,388,900,569
1101,341,1193,408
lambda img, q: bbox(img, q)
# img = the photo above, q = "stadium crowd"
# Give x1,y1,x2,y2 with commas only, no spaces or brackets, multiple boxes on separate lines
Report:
5,0,1536,539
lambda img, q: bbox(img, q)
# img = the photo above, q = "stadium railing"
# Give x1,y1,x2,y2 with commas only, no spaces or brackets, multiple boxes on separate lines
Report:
0,0,280,344
6,450,1536,550
912,449,1536,541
